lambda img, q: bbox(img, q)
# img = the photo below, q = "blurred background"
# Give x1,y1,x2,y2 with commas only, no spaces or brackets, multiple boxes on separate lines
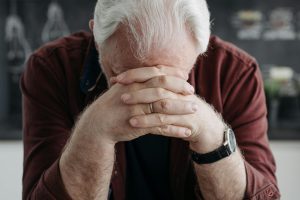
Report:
0,0,299,199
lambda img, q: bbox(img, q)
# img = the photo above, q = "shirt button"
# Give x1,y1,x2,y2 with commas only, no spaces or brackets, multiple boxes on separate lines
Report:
268,191,274,197
114,170,118,175
266,188,274,197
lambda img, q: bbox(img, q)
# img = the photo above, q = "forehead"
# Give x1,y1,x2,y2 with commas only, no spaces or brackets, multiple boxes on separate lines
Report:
101,25,198,74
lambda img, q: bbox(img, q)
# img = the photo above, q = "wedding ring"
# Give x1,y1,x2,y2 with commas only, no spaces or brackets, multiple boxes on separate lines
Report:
149,102,154,113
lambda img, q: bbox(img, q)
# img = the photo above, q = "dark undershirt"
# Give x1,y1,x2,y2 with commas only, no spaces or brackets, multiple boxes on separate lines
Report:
125,134,171,200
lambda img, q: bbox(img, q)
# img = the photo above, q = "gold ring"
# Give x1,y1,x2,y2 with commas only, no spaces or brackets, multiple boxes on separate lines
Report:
149,103,154,113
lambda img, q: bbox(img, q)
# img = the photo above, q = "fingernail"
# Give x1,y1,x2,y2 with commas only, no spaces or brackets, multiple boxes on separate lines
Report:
130,118,138,126
121,94,131,102
185,129,191,137
117,74,125,81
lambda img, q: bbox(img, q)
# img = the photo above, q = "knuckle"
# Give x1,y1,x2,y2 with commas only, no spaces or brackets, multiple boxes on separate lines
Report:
155,65,163,70
156,114,166,124
158,125,170,135
160,100,171,112
161,125,170,133
157,75,167,85
155,126,163,135
159,66,166,74
153,66,162,75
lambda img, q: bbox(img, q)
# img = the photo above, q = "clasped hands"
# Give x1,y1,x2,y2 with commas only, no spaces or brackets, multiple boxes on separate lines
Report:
95,65,226,153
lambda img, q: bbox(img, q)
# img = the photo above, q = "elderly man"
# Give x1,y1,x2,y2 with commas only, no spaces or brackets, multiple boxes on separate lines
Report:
21,0,280,199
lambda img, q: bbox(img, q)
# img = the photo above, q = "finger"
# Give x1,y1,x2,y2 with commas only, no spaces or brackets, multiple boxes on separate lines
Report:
121,88,179,104
115,66,188,84
129,113,193,130
149,125,192,138
128,100,197,118
152,99,198,115
144,75,194,95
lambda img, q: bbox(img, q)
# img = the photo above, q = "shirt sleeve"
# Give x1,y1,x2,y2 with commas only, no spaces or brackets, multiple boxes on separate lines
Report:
222,61,280,200
21,55,73,200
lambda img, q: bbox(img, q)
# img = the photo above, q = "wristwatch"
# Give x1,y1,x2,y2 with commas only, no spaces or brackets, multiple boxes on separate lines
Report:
191,127,237,164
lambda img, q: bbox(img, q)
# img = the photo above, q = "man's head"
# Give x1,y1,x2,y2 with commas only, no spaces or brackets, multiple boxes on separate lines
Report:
90,0,211,79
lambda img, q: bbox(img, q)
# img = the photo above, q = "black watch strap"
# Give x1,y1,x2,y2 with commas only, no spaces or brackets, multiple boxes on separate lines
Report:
190,127,236,164
190,145,232,164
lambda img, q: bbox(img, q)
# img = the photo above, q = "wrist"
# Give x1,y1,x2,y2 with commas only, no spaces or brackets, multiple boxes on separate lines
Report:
62,129,115,167
190,126,238,165
67,107,116,160
190,119,225,154
77,103,117,146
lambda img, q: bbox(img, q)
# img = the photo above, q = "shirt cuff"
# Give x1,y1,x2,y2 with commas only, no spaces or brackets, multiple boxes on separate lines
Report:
244,161,280,200
33,159,73,200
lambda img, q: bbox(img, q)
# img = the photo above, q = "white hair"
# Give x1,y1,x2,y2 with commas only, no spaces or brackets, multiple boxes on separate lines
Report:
93,0,210,60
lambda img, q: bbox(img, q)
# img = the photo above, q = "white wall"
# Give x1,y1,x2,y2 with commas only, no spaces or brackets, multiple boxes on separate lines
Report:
270,141,300,200
0,141,22,200
0,141,299,200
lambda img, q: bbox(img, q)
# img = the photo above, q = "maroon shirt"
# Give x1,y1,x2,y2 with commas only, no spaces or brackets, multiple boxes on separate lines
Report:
21,31,280,200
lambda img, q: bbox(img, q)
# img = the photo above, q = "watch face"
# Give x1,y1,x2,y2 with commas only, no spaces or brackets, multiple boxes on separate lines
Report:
228,129,237,152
